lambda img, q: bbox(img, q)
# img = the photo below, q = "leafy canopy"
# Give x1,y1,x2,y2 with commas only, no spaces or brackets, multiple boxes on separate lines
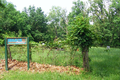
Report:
68,16,95,50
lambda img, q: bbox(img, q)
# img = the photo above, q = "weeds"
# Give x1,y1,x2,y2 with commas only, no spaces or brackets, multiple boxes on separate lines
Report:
0,46,120,80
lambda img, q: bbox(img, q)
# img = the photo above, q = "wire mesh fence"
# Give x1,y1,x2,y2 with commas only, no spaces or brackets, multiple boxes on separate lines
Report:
0,44,83,68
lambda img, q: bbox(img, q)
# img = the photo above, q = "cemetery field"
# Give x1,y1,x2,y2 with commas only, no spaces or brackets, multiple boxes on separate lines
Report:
0,45,120,80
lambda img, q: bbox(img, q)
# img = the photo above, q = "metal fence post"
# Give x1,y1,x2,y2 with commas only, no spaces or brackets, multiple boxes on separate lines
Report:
27,37,30,70
5,38,8,71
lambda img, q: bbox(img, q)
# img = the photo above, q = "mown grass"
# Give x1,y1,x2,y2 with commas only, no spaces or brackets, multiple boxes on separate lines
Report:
0,45,120,80
89,47,120,79
1,70,103,80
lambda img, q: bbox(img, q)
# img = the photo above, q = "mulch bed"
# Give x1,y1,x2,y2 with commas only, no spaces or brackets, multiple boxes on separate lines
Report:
0,59,84,75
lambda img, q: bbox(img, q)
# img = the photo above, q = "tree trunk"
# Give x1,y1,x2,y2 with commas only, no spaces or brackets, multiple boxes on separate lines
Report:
55,27,58,38
7,45,12,60
29,43,32,61
82,47,89,71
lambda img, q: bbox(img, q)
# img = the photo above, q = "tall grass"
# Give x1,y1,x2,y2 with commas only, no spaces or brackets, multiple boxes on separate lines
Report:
0,45,83,67
0,45,120,80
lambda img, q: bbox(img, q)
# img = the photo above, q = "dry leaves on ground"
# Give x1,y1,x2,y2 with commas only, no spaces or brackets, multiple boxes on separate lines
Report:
0,59,84,75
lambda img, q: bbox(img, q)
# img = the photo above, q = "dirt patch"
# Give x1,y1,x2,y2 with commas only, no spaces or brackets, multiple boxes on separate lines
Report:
0,59,84,75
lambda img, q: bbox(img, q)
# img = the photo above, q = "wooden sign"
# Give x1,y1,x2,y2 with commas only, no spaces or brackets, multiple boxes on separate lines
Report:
7,37,27,45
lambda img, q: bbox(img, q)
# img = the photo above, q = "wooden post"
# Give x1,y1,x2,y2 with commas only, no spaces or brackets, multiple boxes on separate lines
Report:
7,45,12,60
29,43,32,61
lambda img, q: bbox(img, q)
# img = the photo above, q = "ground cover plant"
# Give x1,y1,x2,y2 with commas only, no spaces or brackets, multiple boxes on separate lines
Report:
0,45,120,80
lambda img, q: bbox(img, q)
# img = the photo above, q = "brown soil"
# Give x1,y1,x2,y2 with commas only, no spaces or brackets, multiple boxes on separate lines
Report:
0,59,84,75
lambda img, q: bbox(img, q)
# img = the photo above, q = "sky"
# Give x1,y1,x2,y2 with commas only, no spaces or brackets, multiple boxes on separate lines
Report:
6,0,88,15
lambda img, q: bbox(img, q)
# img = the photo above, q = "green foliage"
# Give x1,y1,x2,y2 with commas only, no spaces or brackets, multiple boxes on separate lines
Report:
47,6,67,40
0,39,4,45
0,31,16,45
0,0,120,48
67,15,96,71
68,0,87,25
26,6,48,42
0,2,48,44
88,0,120,47
68,16,95,50
68,0,85,18
0,0,5,8
0,47,120,80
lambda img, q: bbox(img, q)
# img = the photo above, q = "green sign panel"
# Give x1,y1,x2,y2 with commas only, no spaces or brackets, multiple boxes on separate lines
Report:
5,37,30,71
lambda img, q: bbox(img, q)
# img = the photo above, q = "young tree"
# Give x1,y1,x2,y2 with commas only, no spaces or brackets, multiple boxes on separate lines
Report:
68,16,95,71
88,0,120,47
47,6,67,40
108,0,120,46
26,6,48,42
88,0,110,46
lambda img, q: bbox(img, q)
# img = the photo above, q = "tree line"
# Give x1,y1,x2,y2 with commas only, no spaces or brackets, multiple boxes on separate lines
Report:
0,0,120,47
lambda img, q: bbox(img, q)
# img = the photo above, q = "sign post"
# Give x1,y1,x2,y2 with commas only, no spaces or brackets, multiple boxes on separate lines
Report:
5,38,8,71
5,37,30,71
27,37,29,70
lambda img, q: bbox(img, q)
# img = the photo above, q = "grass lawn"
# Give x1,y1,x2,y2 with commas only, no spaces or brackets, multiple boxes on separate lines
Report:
0,45,120,80
1,70,103,80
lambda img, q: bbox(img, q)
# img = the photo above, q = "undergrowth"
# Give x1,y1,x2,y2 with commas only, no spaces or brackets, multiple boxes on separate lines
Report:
0,46,120,80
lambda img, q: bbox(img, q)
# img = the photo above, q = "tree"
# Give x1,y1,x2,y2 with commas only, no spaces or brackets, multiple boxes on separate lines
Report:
25,6,48,42
88,0,110,46
68,16,95,71
0,0,5,8
88,0,120,47
108,0,120,46
47,6,67,40
0,3,18,45
68,0,86,24
0,2,48,45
